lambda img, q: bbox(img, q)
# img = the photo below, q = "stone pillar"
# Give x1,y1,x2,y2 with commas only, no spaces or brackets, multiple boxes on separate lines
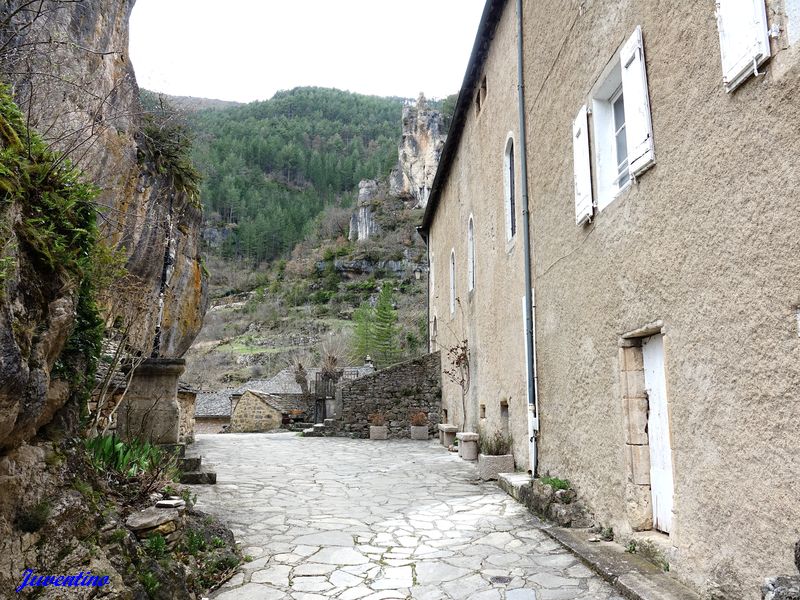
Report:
619,342,653,531
117,358,185,444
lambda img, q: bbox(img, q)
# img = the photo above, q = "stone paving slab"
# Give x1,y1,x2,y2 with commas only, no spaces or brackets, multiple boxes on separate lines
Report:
189,433,626,600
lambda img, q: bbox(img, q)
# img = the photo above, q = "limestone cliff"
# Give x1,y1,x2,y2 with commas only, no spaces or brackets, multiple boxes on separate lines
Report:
348,179,382,242
0,0,208,450
389,93,446,209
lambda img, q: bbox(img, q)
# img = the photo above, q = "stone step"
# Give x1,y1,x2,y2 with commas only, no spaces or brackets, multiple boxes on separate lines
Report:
159,443,186,458
313,423,326,431
497,472,532,503
323,419,335,428
180,470,216,485
303,428,322,437
179,457,202,472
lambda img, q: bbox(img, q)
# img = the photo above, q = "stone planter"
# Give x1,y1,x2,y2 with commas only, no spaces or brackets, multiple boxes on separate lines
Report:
478,453,515,481
456,432,479,460
410,425,428,440
369,425,388,440
438,424,458,446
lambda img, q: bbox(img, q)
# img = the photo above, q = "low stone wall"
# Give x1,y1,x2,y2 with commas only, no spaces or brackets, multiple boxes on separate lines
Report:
195,418,228,435
336,352,441,439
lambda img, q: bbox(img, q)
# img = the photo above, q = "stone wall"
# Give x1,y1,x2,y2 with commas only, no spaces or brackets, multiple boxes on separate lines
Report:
228,391,283,433
195,418,228,435
336,352,441,439
177,391,196,444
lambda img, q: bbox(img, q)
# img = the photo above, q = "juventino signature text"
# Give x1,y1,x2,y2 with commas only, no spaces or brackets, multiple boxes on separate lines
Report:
16,569,110,592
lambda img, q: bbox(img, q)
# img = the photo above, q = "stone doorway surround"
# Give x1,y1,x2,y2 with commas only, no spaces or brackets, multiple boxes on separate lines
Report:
619,320,665,532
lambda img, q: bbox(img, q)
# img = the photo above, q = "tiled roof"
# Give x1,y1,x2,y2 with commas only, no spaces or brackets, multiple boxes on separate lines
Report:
195,389,234,417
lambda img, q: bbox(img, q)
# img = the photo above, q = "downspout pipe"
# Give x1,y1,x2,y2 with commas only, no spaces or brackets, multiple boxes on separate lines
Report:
516,0,540,477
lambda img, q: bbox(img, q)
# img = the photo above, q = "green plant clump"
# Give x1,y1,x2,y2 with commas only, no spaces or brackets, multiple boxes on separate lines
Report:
84,434,177,480
478,429,513,456
16,500,51,533
0,85,104,401
139,571,160,596
145,534,167,558
540,476,571,491
184,529,207,555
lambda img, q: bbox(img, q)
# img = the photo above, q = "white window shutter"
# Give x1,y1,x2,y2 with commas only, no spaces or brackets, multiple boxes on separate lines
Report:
621,26,655,177
572,105,593,225
715,0,771,92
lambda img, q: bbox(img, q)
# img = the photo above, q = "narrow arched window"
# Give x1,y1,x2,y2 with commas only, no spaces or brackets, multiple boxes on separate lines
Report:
504,135,517,242
449,249,456,315
467,216,475,292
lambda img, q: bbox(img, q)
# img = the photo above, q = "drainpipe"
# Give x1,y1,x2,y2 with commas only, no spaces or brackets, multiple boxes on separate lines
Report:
516,0,540,477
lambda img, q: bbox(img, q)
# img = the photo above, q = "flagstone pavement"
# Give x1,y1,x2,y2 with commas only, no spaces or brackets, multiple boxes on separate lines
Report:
189,433,625,600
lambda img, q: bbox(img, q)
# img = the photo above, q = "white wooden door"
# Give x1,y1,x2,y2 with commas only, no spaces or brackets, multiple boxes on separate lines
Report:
642,334,674,533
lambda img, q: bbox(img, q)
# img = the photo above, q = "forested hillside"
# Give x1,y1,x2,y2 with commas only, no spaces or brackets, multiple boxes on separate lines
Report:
186,87,406,263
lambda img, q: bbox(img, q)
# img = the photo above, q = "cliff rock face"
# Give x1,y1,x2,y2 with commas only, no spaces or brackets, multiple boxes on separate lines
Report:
389,93,446,209
348,179,381,242
0,0,207,450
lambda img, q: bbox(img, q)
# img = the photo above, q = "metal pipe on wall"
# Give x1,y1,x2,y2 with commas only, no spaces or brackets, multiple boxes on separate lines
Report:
515,0,540,477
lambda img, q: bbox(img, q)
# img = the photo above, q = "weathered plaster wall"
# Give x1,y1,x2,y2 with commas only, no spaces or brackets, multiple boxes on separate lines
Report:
427,3,530,469
521,1,800,597
429,0,799,596
336,352,441,439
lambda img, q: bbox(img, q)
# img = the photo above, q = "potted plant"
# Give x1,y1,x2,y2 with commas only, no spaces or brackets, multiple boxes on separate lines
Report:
369,413,388,440
409,411,428,440
477,429,514,480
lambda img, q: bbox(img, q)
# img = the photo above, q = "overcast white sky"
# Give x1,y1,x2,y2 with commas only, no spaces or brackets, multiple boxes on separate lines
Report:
129,1,486,103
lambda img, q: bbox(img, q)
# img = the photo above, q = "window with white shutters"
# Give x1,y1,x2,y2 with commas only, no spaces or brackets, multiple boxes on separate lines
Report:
620,26,655,177
572,105,593,225
580,25,655,219
715,0,771,92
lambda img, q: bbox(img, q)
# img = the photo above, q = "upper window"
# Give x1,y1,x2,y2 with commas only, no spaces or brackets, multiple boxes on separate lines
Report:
475,75,487,115
573,26,655,224
467,216,475,292
715,0,770,92
503,135,517,241
449,249,456,315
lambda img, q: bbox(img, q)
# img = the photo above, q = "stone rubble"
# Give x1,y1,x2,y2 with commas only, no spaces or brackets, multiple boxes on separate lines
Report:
188,433,625,600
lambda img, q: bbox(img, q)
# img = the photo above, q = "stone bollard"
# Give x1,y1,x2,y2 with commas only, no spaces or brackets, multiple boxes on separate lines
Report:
116,358,185,444
456,432,479,461
438,424,458,447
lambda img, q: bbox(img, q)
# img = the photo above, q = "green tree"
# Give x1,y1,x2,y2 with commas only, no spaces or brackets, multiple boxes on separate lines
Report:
351,284,401,368
351,301,375,364
373,284,400,367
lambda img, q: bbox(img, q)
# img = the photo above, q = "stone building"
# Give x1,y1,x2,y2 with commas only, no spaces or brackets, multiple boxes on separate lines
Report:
228,391,310,433
194,389,233,435
420,1,800,598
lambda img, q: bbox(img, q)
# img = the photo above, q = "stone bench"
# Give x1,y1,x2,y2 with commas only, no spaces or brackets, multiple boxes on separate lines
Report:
456,431,479,461
438,424,458,447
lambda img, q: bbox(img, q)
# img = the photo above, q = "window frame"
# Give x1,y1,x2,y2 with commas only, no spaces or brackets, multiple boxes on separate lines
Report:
591,61,631,211
467,215,475,293
449,248,456,316
503,133,517,246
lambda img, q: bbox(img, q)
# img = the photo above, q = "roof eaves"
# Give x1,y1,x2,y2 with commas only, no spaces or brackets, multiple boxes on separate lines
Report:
420,0,508,234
